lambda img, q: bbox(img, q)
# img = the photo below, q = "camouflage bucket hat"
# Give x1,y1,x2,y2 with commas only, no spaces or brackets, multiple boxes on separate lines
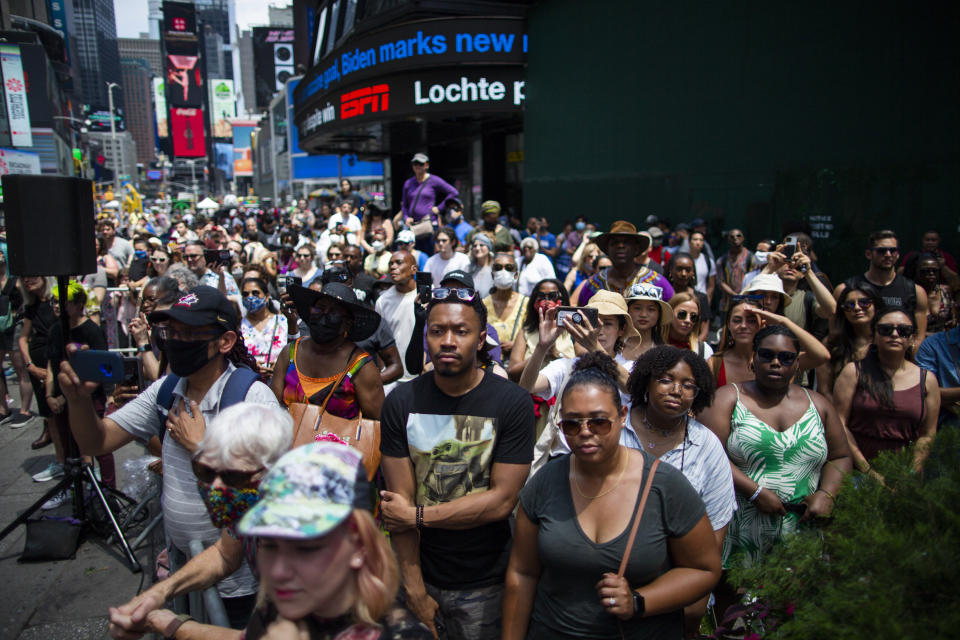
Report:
238,442,370,539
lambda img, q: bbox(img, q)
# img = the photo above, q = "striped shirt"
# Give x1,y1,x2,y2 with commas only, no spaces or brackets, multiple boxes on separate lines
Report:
110,362,279,597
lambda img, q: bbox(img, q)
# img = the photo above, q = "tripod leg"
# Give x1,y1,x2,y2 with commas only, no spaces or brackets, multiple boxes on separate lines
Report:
0,473,77,542
82,465,142,573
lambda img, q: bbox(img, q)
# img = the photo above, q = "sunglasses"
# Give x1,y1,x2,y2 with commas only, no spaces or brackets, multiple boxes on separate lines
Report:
676,310,699,322
558,417,614,438
191,460,264,488
732,294,764,304
756,348,798,366
876,323,915,338
871,247,899,255
152,257,168,263
492,264,517,272
536,291,562,302
431,287,477,302
842,298,873,311
296,253,313,260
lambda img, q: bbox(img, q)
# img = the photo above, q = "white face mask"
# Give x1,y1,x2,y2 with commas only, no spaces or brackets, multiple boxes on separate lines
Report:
493,269,516,290
372,240,385,253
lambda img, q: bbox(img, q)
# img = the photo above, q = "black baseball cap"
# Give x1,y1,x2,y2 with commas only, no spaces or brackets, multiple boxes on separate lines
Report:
440,270,474,289
149,285,238,332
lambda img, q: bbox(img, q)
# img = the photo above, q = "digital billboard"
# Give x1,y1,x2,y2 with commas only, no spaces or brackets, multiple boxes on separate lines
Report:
208,79,235,138
231,120,256,176
153,78,168,137
252,28,294,110
166,40,203,108
163,1,197,39
170,107,205,157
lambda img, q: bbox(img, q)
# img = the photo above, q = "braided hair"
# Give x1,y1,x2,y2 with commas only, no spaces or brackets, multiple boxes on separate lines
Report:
227,328,261,371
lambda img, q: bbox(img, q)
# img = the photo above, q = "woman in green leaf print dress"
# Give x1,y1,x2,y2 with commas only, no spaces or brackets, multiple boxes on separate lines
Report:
700,326,852,567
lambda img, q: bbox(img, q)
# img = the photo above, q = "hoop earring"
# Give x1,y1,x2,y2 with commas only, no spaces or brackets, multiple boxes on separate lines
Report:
643,391,649,404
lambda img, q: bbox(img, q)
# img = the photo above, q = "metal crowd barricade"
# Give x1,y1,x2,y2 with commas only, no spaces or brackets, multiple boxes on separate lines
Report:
169,540,230,628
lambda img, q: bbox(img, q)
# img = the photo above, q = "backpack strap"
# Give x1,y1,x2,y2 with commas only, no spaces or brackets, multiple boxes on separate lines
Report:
156,374,181,443
218,366,260,412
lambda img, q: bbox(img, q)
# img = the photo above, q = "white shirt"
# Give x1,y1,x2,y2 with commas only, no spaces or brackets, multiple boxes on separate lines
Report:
375,286,418,382
424,251,471,284
517,253,557,297
327,212,362,233
691,252,716,295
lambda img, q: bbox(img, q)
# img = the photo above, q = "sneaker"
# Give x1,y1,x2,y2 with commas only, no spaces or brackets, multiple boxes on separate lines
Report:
41,489,70,510
32,462,64,482
8,412,33,428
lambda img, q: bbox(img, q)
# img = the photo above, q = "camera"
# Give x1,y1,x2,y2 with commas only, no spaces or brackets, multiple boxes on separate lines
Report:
556,306,599,328
203,249,232,266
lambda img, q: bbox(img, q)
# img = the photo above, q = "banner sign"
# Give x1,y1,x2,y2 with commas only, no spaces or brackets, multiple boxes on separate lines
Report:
0,147,41,175
153,78,168,137
208,79,235,138
0,45,33,147
170,107,206,157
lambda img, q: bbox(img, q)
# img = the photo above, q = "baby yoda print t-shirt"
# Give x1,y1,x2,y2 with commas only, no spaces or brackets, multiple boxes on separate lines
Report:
380,370,535,589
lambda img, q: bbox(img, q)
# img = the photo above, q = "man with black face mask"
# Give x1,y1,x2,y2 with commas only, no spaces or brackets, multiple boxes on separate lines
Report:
465,200,514,253
59,285,279,629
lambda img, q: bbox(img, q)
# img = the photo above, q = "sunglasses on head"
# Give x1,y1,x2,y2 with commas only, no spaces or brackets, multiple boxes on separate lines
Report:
877,323,915,338
676,310,699,322
558,417,613,438
756,347,798,366
732,294,764,304
871,246,899,255
842,298,873,311
191,460,264,488
431,287,477,302
492,263,517,272
537,291,562,301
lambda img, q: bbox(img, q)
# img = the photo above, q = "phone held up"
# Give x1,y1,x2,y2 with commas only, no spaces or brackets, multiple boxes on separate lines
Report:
415,272,433,303
556,306,600,328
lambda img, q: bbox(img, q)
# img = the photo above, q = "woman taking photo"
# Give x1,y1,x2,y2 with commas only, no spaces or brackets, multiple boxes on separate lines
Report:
271,283,384,420
564,242,602,295
699,326,851,569
816,280,884,401
621,282,671,361
833,307,939,473
240,277,288,381
467,233,495,298
507,278,575,382
482,252,528,360
503,352,721,640
665,292,713,359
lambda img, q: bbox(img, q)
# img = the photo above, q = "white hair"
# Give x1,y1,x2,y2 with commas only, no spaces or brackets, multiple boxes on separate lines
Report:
520,237,539,250
195,402,293,468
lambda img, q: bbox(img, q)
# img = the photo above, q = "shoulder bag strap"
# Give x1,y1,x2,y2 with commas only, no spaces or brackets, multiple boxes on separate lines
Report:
509,294,526,340
617,457,661,578
409,176,431,220
317,347,359,416
262,313,283,370
917,368,927,432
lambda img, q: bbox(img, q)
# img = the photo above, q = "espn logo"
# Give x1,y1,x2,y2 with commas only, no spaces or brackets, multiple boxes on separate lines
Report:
341,84,389,119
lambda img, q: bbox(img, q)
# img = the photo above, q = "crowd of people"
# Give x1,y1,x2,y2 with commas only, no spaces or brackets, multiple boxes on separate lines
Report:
4,153,957,639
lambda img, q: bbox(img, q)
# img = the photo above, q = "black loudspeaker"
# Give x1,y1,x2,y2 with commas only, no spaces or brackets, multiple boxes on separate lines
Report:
1,175,97,276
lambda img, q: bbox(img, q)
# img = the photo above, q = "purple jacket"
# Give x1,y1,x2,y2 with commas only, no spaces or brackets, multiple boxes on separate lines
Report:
401,174,459,223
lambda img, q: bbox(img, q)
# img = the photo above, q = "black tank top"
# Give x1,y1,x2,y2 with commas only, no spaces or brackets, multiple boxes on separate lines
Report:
852,273,917,312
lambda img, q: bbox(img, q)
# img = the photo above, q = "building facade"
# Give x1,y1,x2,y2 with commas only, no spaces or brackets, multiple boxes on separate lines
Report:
119,58,156,166
89,129,138,182
72,0,122,110
118,35,162,76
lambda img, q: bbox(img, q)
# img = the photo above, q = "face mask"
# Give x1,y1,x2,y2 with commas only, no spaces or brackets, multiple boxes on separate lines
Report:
134,250,149,259
196,480,260,529
309,313,343,344
575,222,586,231
151,325,166,352
535,299,561,314
232,267,245,282
372,240,385,253
483,219,497,231
493,270,516,290
166,338,214,377
242,295,266,312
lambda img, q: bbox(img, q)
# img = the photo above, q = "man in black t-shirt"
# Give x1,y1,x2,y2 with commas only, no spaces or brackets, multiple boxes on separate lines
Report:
379,291,534,639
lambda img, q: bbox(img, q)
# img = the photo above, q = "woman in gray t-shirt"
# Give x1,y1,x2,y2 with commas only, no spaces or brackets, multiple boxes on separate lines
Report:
502,352,721,639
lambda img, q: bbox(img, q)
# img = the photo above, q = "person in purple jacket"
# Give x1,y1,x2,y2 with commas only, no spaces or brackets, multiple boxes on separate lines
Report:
400,153,460,256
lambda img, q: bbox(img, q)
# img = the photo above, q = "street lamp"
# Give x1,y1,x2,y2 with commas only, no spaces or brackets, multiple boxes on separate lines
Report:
106,81,120,194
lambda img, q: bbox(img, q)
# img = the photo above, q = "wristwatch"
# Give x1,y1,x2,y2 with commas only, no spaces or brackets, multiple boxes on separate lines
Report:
137,344,151,353
632,591,645,617
163,613,193,639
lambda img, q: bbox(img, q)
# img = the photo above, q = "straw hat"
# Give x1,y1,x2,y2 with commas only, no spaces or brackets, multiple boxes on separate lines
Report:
741,273,793,308
624,281,674,329
585,290,640,340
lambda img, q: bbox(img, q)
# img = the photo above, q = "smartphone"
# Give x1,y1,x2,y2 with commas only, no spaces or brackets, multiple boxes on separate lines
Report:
69,350,124,385
784,501,808,516
415,271,433,303
122,356,144,392
204,249,232,266
284,275,302,289
556,306,600,328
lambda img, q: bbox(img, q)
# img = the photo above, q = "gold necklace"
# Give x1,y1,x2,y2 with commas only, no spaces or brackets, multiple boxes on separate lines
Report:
572,449,629,500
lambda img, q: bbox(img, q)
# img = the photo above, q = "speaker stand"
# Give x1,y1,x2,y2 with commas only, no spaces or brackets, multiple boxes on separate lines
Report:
0,276,142,573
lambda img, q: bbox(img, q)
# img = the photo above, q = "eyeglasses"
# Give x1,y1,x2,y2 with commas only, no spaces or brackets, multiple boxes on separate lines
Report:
655,377,699,397
732,294,764,304
431,287,477,302
676,310,699,322
536,291,562,301
492,264,517,272
155,326,224,342
871,246,899,255
877,323,915,338
191,460,264,488
558,417,614,437
842,298,873,311
756,348,799,366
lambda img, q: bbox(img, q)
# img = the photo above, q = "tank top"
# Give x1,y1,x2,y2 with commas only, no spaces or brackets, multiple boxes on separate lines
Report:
847,373,925,460
850,273,917,312
281,339,373,420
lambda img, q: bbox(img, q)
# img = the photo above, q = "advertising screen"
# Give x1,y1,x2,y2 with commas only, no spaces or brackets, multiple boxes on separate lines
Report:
153,78,168,137
208,79,235,138
170,107,205,157
166,40,203,107
163,0,197,38
252,27,294,110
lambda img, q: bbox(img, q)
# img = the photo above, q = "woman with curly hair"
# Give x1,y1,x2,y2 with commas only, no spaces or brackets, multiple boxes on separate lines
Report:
815,279,884,402
503,351,721,640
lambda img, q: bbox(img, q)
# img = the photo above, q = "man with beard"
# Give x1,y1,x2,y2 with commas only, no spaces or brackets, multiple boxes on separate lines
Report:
58,286,279,628
379,288,534,639
465,200,514,253
573,221,674,306
836,229,929,342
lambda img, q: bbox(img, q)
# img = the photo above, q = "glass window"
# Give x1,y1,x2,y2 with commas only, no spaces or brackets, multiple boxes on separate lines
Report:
312,7,327,65
342,0,358,37
324,0,341,56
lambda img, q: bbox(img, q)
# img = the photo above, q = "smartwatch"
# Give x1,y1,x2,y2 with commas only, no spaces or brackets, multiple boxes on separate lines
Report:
632,591,645,617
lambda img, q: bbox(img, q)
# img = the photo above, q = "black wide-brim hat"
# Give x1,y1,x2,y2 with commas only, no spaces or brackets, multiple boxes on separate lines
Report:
288,283,381,342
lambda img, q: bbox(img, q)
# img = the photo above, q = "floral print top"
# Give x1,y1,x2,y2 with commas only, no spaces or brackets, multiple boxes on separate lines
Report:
241,313,288,370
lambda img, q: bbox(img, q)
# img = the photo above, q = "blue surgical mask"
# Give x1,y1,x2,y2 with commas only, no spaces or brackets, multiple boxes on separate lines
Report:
242,295,266,312
135,250,149,259
575,222,586,231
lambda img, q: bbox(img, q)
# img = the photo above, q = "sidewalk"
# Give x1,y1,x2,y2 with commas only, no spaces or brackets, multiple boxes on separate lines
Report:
0,383,162,639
